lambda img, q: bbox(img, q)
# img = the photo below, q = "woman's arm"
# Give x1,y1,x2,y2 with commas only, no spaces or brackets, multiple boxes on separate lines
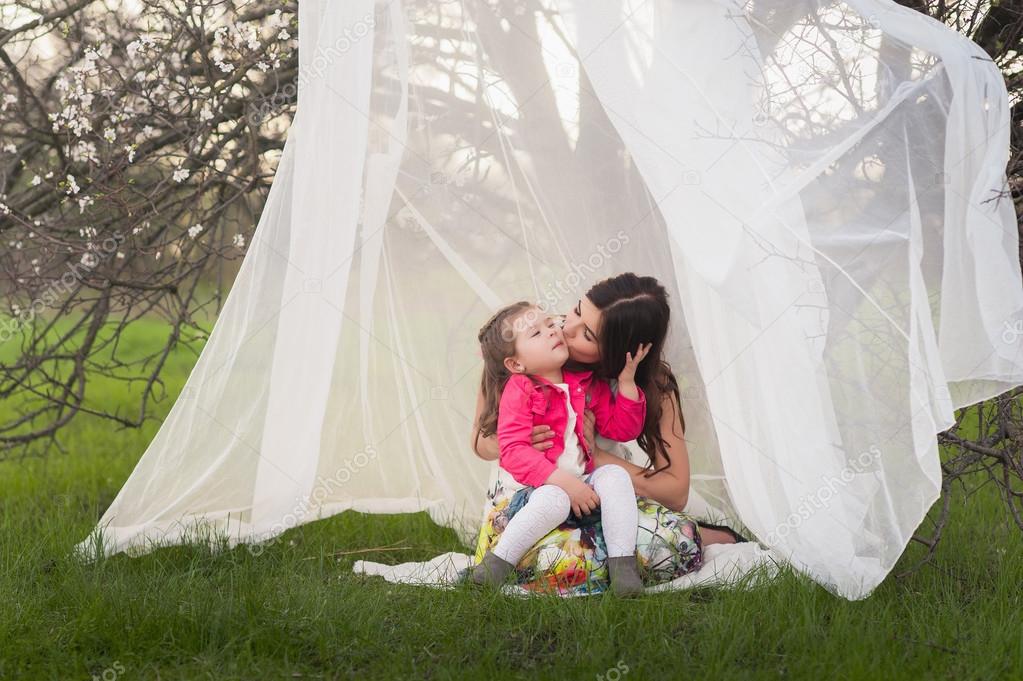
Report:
586,392,691,512
470,385,499,461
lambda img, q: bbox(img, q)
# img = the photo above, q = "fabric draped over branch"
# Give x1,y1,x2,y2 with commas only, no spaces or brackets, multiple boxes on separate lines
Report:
75,0,1023,600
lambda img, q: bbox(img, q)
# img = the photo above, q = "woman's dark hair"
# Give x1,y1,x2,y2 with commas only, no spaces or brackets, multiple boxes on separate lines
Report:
584,272,684,476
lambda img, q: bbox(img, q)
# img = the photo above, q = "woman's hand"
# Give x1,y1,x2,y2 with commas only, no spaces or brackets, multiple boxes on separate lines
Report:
529,424,556,451
618,342,652,387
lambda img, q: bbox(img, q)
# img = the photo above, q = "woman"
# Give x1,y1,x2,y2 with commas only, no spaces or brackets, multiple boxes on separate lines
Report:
468,272,744,595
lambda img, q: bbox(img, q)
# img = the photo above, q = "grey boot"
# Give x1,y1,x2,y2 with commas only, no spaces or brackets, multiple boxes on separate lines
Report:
606,555,645,598
468,550,515,588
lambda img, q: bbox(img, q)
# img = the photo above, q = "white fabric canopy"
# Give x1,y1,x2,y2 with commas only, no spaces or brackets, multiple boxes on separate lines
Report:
74,0,1023,600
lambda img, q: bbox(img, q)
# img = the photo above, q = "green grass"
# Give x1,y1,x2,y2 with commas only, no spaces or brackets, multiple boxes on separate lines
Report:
2,320,1022,680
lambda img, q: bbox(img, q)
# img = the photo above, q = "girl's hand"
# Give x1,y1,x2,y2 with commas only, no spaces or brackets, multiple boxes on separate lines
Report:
545,469,600,518
562,476,600,518
529,424,556,451
618,342,652,385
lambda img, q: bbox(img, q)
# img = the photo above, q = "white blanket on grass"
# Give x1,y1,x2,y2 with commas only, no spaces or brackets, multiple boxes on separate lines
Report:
352,541,781,597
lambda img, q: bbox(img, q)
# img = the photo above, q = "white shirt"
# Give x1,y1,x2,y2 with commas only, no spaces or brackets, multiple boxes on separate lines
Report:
552,383,586,478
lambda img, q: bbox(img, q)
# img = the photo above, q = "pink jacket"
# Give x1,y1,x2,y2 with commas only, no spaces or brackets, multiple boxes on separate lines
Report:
497,370,647,488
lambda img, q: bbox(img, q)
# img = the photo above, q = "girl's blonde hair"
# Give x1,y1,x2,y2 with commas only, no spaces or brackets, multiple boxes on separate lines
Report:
473,300,538,454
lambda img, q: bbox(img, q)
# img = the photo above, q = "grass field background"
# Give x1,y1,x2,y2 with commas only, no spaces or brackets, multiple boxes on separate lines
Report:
2,319,1021,679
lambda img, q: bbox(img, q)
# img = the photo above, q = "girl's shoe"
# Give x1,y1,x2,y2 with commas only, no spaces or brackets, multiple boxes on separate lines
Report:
699,521,749,543
468,550,515,588
606,554,645,598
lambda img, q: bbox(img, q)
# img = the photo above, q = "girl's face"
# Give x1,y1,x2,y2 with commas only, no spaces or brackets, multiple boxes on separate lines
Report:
503,307,569,375
562,296,602,364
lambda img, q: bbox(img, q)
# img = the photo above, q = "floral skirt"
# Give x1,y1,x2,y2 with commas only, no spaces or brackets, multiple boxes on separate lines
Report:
457,475,704,596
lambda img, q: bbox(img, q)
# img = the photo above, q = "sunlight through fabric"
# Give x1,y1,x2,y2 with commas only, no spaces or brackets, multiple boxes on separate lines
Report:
74,0,1023,600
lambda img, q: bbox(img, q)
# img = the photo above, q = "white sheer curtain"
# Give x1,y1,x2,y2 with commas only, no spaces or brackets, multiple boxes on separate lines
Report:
75,0,1023,600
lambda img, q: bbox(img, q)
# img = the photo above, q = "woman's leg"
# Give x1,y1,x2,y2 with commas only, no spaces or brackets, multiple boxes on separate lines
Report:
700,527,738,545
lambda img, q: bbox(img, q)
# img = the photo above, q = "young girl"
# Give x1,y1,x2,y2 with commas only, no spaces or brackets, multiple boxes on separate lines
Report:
470,301,652,597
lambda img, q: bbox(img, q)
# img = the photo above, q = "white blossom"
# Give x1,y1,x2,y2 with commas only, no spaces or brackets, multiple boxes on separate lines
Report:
65,174,80,195
30,175,41,186
173,167,190,183
81,48,100,72
188,223,204,238
232,233,246,248
2,143,15,154
103,128,116,143
70,141,99,164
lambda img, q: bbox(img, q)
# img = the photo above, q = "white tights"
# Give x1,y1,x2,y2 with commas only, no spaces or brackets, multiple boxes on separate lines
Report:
492,464,638,565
